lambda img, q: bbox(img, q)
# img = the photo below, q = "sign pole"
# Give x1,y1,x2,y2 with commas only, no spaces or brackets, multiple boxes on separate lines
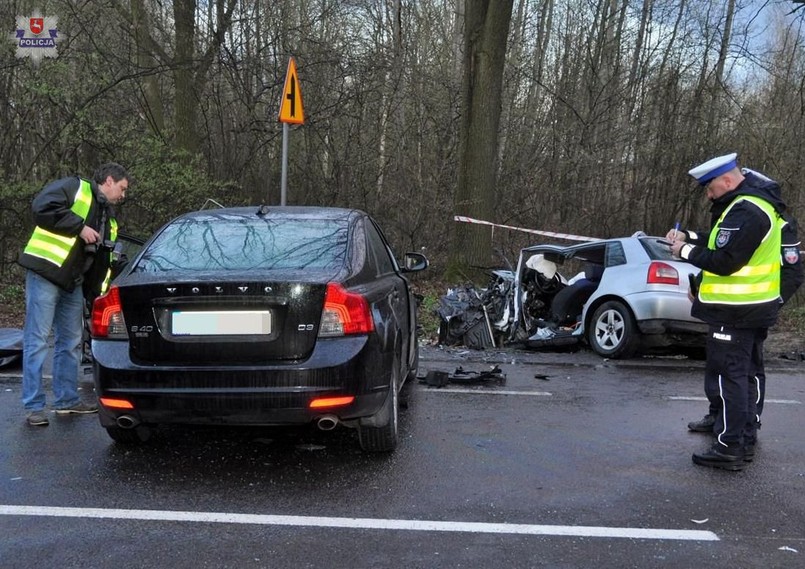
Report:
277,57,305,206
280,123,289,206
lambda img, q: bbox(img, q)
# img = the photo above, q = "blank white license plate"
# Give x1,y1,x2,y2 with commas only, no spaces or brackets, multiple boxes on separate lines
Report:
172,310,272,336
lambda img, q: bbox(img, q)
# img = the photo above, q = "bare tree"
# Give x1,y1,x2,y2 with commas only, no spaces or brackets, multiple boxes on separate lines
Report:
450,0,514,278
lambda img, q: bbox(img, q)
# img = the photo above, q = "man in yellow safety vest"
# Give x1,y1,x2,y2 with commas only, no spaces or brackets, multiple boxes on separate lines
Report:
669,153,786,471
18,163,129,427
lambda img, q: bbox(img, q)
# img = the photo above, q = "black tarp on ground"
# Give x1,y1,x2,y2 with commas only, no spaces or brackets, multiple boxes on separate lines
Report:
0,328,23,368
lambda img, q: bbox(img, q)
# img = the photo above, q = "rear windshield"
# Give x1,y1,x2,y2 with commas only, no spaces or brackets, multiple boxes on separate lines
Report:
133,215,350,272
639,237,677,261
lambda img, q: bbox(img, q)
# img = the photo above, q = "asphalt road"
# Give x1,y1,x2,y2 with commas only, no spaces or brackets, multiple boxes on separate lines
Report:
1,346,804,568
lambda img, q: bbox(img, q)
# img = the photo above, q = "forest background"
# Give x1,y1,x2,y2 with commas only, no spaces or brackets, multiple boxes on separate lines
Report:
1,0,805,328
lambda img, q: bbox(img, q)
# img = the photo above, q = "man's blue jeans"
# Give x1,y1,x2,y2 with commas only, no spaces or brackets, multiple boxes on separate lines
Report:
22,270,84,412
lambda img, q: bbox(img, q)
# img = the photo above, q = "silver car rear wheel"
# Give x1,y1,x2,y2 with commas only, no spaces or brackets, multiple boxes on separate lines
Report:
588,300,639,359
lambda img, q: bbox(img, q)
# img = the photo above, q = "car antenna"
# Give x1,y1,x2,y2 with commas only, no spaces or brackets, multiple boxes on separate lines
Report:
200,198,225,210
256,204,271,217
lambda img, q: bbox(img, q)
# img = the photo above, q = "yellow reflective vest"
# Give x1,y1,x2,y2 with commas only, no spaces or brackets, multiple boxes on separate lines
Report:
24,179,95,266
22,178,118,294
699,196,782,305
100,219,118,294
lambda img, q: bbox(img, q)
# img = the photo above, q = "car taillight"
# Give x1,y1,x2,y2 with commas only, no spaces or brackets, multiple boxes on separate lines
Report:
91,286,128,338
647,261,679,285
318,283,374,337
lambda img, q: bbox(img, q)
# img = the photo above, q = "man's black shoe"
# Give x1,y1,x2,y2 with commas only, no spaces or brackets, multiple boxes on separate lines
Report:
744,441,756,463
692,444,746,471
687,414,716,433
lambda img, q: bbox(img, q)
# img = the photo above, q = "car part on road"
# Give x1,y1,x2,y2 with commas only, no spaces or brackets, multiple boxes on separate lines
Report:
423,370,450,387
420,365,506,387
435,272,512,350
448,365,506,385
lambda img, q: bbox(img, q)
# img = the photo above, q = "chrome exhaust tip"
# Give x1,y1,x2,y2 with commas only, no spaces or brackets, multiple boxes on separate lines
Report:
316,415,339,431
116,415,139,429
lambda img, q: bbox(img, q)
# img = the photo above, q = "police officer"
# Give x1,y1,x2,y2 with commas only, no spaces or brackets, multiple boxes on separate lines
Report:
19,163,129,427
683,167,803,439
669,153,785,471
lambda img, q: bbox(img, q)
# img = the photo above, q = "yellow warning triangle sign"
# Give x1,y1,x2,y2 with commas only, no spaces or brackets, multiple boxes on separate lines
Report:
279,57,304,124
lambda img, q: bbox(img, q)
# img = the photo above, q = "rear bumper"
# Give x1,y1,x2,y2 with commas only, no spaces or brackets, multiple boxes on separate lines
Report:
637,319,708,336
92,335,390,428
624,291,705,333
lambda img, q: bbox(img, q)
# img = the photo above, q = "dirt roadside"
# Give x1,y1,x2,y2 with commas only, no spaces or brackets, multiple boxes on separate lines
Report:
0,306,24,330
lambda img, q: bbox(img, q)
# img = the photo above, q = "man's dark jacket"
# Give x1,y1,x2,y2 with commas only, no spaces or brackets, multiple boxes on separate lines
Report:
18,176,115,299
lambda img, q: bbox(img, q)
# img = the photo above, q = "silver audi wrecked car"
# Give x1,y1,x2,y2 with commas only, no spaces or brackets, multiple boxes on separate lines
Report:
513,233,707,358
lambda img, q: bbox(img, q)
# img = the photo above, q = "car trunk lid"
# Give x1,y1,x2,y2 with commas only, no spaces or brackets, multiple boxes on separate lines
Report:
118,279,327,365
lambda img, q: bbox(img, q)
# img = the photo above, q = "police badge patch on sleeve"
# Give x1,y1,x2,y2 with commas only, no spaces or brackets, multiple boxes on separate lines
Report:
784,246,800,265
716,229,733,248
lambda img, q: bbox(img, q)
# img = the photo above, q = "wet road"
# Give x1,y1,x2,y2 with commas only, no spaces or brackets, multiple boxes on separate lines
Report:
1,347,804,568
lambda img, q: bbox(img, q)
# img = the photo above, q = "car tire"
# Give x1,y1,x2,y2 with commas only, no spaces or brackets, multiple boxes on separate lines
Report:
105,425,151,445
358,362,399,452
400,347,416,409
405,340,419,384
587,300,639,359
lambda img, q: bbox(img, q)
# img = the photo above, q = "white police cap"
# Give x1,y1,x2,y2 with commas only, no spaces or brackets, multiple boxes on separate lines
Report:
688,153,738,186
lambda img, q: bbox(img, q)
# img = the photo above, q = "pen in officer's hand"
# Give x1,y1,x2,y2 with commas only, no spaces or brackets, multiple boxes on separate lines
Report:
672,221,680,240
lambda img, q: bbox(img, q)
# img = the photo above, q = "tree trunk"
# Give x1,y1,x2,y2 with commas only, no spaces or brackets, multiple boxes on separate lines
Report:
173,0,197,154
172,0,238,156
708,0,736,137
450,0,514,281
131,0,165,137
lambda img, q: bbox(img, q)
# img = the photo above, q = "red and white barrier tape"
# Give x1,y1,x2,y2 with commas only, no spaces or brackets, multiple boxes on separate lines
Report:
453,216,599,242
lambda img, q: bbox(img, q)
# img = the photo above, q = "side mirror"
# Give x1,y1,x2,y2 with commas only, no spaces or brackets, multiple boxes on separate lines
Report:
401,252,428,273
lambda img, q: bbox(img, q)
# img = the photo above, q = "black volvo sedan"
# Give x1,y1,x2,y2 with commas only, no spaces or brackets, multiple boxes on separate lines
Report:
90,206,428,452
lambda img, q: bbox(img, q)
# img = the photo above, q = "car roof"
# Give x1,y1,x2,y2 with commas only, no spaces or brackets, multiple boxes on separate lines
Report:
519,235,685,268
126,205,368,282
519,235,662,254
176,205,366,222
520,240,606,255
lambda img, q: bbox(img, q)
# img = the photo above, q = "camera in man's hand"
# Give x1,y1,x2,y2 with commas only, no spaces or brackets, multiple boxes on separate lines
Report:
84,240,115,255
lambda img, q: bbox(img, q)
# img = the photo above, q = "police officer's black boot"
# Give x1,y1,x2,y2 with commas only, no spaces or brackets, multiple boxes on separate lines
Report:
743,440,756,463
742,418,761,462
687,414,716,433
692,443,746,471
